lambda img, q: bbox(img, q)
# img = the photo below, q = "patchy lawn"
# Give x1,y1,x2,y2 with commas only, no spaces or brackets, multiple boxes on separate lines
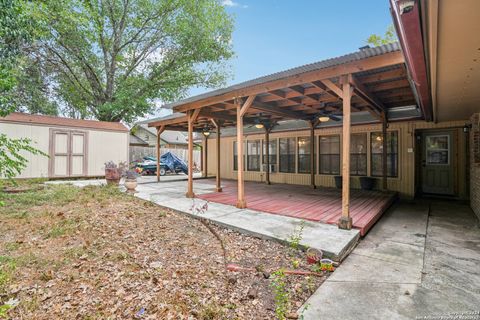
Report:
0,183,328,319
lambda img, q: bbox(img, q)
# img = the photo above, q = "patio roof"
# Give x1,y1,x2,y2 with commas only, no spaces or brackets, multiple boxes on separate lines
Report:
147,42,425,132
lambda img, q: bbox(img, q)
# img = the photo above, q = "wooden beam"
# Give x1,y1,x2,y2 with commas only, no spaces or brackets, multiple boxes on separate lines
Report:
264,126,272,185
350,75,386,115
173,51,404,112
148,115,188,127
357,67,406,84
239,95,256,117
309,120,318,189
252,101,309,120
236,101,246,208
186,110,196,198
203,135,208,178
338,74,354,230
156,125,166,182
319,79,343,98
382,112,388,191
210,119,222,192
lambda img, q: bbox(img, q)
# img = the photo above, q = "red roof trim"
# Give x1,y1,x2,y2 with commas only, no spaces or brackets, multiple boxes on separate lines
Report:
390,0,433,121
0,113,129,132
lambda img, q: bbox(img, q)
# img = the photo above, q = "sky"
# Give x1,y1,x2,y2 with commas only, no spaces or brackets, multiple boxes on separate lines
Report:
155,0,394,118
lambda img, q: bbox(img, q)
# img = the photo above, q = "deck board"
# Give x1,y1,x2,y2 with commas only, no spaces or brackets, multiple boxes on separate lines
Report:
197,179,397,236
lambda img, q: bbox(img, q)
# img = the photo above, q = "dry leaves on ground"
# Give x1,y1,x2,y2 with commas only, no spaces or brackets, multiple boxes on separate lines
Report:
0,184,328,319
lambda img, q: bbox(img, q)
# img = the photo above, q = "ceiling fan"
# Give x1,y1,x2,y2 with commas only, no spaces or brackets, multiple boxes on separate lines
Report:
248,114,276,129
316,110,342,122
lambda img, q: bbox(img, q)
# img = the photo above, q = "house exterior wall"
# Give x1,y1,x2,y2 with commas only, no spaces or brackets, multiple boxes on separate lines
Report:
205,119,468,200
470,113,480,220
0,122,128,179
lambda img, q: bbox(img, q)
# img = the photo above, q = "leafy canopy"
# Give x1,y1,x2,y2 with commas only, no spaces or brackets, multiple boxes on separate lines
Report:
366,25,397,47
0,0,47,187
0,0,35,116
28,0,234,123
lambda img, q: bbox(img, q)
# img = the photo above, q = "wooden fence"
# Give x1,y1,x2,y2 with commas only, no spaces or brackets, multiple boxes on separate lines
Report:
129,146,202,167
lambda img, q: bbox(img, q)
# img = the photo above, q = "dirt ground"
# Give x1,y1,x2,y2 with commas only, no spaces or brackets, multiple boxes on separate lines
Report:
0,183,328,319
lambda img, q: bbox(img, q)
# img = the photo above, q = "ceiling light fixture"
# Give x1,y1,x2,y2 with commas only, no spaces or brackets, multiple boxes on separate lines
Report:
319,116,330,122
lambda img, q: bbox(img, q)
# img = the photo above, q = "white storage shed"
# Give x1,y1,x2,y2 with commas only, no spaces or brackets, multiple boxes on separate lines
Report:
0,113,129,179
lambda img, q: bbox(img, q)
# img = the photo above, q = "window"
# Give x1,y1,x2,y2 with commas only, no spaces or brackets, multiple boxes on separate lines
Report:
371,131,398,177
247,140,261,171
262,139,277,165
298,137,315,173
279,138,296,173
319,135,340,175
350,134,367,176
233,141,244,171
426,135,449,165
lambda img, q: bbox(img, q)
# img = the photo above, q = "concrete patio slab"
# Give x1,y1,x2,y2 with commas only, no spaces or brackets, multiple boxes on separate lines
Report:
301,200,480,319
134,180,360,261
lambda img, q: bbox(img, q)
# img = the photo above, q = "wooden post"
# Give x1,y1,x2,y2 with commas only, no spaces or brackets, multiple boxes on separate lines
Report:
156,125,165,182
382,112,388,191
211,119,222,192
265,126,271,185
309,120,318,189
338,75,354,230
235,95,255,208
186,109,200,198
203,135,208,178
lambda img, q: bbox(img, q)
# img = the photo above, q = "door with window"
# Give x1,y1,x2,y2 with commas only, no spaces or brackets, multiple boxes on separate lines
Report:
50,129,87,177
421,131,454,195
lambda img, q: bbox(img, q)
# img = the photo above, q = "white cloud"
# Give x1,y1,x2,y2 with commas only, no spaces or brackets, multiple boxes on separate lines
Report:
221,0,248,8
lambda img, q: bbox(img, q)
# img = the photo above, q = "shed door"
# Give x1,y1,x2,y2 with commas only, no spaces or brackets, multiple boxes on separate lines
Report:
50,130,87,177
421,131,454,195
52,131,70,177
71,132,86,176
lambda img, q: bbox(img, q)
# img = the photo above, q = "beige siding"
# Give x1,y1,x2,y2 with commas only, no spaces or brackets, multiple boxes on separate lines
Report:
1,122,128,179
0,123,51,178
87,130,129,176
206,120,469,199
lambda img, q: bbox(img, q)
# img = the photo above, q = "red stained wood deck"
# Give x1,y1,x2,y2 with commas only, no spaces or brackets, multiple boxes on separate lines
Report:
197,179,397,236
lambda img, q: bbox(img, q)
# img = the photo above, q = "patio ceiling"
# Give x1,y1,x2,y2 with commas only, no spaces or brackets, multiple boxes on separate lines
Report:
148,43,421,131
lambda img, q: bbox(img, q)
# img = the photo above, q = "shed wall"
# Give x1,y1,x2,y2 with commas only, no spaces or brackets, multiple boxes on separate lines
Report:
0,122,128,179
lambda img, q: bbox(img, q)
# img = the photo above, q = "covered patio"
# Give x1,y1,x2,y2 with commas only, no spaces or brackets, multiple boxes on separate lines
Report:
146,43,427,235
198,179,396,236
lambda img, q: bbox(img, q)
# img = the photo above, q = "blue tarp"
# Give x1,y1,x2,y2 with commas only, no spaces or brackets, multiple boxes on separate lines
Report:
160,152,188,174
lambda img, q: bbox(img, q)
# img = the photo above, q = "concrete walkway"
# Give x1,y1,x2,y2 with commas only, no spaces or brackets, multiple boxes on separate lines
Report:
134,180,360,261
301,200,480,320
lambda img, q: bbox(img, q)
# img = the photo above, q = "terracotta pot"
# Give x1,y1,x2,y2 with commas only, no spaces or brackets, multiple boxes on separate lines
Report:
105,168,121,185
306,248,322,265
124,178,138,192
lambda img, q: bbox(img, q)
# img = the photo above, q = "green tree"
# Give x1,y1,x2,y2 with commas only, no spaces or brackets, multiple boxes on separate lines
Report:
366,24,397,47
0,0,47,188
0,0,34,116
28,0,234,123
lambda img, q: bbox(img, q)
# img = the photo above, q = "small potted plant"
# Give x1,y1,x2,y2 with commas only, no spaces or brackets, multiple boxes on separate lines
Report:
359,176,375,190
104,161,126,185
124,169,139,193
306,248,322,265
334,176,342,189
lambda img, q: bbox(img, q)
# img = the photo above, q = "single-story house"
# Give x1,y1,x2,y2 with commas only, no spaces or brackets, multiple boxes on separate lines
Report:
0,112,129,179
130,122,189,149
140,0,480,231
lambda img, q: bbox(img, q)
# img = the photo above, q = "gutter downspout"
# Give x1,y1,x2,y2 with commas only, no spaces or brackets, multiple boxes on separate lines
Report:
390,0,434,122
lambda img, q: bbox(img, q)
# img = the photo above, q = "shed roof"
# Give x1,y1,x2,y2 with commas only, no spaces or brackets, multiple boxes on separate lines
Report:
0,113,129,132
